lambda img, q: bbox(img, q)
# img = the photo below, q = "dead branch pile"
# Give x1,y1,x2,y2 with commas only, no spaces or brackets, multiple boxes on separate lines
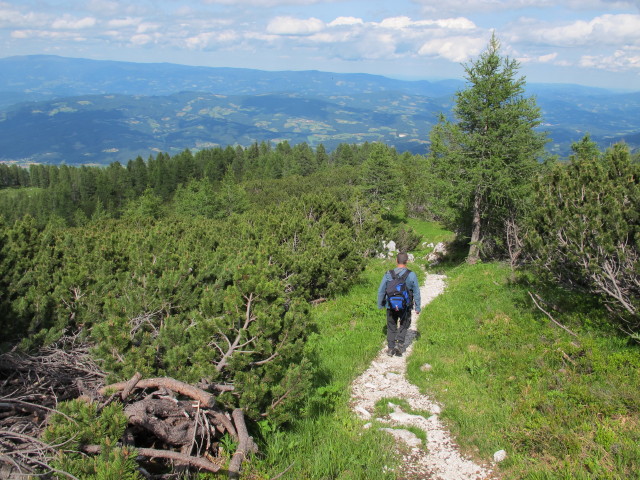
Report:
0,337,106,478
0,342,258,479
98,375,258,478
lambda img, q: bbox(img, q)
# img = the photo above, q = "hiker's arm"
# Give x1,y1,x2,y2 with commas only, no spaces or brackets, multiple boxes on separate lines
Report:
377,274,388,309
410,272,421,312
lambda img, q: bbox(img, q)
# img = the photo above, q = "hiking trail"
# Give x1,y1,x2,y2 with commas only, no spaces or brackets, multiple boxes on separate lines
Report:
350,273,496,480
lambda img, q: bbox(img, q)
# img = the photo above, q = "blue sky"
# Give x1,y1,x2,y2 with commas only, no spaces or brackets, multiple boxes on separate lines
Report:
1,0,639,89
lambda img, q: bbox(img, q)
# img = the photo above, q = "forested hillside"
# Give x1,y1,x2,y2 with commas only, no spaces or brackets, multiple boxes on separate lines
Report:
1,55,639,164
0,39,638,479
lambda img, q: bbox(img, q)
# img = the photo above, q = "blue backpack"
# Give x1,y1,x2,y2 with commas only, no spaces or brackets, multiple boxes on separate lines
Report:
385,269,412,311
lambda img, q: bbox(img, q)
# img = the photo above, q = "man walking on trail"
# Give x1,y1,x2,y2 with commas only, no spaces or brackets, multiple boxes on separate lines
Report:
377,252,421,357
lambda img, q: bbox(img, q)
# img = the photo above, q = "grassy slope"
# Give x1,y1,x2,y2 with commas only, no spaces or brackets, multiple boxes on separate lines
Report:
408,261,640,479
252,260,401,479
253,219,639,479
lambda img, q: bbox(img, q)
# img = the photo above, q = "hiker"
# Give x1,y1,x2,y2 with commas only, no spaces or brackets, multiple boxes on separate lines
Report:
377,252,421,357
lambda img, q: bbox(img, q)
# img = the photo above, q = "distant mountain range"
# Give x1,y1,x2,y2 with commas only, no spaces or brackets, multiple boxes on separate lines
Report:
0,55,638,165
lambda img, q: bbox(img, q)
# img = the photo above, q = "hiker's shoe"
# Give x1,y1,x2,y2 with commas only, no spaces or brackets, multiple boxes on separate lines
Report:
394,349,403,357
386,348,397,357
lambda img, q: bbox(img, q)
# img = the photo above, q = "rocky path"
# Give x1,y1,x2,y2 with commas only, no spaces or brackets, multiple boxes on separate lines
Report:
351,274,495,480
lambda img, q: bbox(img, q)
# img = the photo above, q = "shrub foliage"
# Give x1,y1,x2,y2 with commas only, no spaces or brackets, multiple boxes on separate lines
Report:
526,137,640,334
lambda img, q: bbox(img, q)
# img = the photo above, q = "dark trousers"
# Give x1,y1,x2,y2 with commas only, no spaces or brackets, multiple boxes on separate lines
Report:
387,308,411,350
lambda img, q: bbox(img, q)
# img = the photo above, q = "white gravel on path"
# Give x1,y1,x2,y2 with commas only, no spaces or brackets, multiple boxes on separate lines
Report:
350,273,496,480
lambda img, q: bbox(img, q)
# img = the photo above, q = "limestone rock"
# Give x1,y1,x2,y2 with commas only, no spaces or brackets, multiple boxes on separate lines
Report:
426,242,449,265
493,450,507,462
380,428,422,448
355,406,371,419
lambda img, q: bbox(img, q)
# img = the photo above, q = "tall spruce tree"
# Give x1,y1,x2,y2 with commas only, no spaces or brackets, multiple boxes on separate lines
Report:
429,34,547,263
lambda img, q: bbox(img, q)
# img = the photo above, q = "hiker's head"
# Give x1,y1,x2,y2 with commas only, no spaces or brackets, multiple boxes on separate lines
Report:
396,252,408,265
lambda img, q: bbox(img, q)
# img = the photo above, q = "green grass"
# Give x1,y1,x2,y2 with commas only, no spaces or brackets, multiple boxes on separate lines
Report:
373,397,432,421
250,260,401,479
406,218,455,245
250,219,640,479
407,261,640,479
248,222,442,479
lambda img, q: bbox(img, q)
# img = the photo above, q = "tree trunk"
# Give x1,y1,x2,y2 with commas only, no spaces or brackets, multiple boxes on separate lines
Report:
467,188,482,264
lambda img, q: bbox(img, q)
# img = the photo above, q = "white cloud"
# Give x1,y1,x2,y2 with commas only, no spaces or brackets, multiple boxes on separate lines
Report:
566,0,640,9
266,16,325,35
308,31,355,43
51,16,97,30
414,0,551,14
203,0,327,5
513,13,640,46
328,17,363,27
185,30,238,49
517,51,559,64
418,36,485,62
538,52,558,62
137,22,160,34
107,17,140,28
258,13,483,63
0,6,48,28
580,47,640,70
130,33,153,46
85,0,128,16
376,16,476,31
414,0,638,14
430,18,477,30
11,29,85,40
378,16,413,30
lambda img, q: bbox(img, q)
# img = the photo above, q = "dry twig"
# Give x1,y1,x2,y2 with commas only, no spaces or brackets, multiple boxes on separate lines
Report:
528,291,579,338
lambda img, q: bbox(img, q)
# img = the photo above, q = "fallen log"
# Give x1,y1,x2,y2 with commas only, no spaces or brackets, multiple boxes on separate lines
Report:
207,411,238,441
81,445,220,473
99,377,215,408
228,408,258,479
124,398,196,446
120,372,143,401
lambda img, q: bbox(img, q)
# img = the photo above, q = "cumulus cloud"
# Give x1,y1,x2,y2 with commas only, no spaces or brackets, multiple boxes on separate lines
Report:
107,17,140,28
538,52,558,62
185,30,239,49
512,13,640,46
11,29,85,40
203,0,327,5
130,33,154,46
51,16,97,30
0,5,48,28
418,36,485,62
414,0,638,14
517,51,559,64
328,17,363,27
580,47,640,70
414,0,553,14
266,16,324,35
136,22,160,34
376,16,476,30
258,13,483,63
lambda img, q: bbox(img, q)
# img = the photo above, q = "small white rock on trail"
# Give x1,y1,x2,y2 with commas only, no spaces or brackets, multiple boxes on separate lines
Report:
351,274,495,480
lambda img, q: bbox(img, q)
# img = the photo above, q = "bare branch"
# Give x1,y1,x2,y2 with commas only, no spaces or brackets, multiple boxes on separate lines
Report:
81,445,220,473
269,462,295,480
528,291,579,338
120,372,143,402
215,293,259,372
228,409,258,479
100,378,215,408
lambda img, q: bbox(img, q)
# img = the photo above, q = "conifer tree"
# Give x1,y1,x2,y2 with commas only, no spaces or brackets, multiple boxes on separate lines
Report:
429,34,547,263
360,143,404,211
